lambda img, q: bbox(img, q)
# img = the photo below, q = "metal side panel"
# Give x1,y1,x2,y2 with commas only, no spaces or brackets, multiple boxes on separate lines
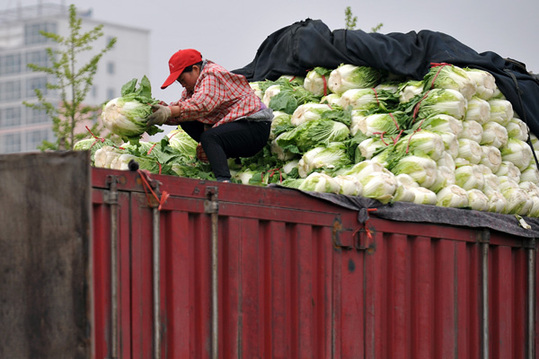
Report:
90,167,536,359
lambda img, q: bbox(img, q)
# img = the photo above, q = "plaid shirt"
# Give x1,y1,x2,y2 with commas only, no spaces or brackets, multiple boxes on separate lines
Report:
169,61,261,127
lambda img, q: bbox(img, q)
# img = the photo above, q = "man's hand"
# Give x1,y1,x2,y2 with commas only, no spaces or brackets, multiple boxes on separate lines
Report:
147,104,171,126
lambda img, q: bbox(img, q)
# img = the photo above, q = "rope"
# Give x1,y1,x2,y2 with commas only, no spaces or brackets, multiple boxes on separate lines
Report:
137,169,169,211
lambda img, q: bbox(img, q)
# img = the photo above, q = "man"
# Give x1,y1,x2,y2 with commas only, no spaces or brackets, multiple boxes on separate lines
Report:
148,49,273,182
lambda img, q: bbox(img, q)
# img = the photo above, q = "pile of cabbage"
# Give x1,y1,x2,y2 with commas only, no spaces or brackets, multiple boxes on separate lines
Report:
101,76,163,143
80,62,539,217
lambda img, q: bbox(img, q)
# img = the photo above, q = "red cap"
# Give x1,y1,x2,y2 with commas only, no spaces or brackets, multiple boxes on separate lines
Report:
161,49,202,89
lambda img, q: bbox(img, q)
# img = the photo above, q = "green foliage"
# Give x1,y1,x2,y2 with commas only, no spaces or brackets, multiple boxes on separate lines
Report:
23,4,117,151
344,6,383,33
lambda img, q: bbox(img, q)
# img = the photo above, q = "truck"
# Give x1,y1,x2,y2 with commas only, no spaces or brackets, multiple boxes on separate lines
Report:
1,150,536,358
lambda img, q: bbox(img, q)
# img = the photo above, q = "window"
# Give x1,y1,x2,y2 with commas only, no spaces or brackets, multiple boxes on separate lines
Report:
0,80,21,102
0,107,21,128
107,61,115,75
106,88,116,100
26,50,50,72
24,22,57,45
91,85,98,99
26,129,52,151
0,54,22,75
26,77,49,98
2,133,22,153
26,107,49,125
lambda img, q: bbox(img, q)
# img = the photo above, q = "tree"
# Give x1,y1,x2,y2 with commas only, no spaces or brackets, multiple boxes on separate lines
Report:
23,4,117,151
344,6,357,30
344,6,383,33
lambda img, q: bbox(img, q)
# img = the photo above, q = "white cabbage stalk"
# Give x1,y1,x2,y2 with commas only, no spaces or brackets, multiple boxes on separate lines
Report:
350,112,398,137
393,184,416,203
436,184,469,208
429,165,456,193
415,114,463,136
483,173,500,194
395,173,420,188
94,146,122,169
398,130,446,161
455,165,485,190
298,172,341,193
343,159,388,178
249,82,264,99
454,157,471,168
290,103,333,126
328,64,380,95
358,170,397,203
269,111,292,139
320,93,341,107
464,97,491,124
436,151,456,170
506,117,529,141
338,88,378,111
262,84,281,107
436,132,460,159
282,160,299,175
411,187,438,205
415,88,468,120
500,138,533,170
425,64,476,100
520,181,539,196
488,99,514,126
464,68,497,100
298,147,324,178
270,137,295,161
101,98,155,139
398,80,425,103
110,153,138,171
486,191,507,213
391,155,438,188
495,161,521,182
334,175,363,196
304,69,330,96
375,83,399,93
480,121,508,148
357,137,386,161
479,145,502,173
530,133,539,151
297,143,350,178
527,195,539,217
457,138,483,164
520,165,539,184
467,189,490,211
501,185,533,215
458,120,483,143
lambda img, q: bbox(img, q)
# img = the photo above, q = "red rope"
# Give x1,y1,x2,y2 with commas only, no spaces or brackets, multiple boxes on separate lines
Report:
428,62,451,89
137,169,169,210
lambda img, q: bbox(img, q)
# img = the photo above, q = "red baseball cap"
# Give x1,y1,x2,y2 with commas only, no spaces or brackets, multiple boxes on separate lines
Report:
161,49,202,89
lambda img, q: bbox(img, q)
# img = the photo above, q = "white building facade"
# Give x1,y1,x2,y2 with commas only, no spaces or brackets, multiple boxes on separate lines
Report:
0,3,150,153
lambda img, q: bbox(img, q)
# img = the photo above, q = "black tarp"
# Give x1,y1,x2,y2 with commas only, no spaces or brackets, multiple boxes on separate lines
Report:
234,19,539,138
271,185,539,238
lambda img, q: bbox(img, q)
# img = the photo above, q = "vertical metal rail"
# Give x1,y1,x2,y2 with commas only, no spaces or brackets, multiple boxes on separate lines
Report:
153,207,161,359
527,239,536,359
205,187,219,359
480,230,490,359
106,175,119,359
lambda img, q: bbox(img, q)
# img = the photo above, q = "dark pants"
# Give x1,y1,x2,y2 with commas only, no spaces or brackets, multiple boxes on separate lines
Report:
180,120,271,181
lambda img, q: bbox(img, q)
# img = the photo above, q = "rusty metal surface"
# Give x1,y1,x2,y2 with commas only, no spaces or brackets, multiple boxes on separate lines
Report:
0,151,92,359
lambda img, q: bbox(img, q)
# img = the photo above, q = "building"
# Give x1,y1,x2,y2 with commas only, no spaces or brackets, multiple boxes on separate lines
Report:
0,3,150,153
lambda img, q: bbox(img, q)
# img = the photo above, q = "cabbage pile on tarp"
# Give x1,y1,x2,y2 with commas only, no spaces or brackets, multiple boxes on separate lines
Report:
79,62,539,218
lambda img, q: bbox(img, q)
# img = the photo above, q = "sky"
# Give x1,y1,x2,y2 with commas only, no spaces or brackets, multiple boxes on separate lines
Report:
9,0,539,105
